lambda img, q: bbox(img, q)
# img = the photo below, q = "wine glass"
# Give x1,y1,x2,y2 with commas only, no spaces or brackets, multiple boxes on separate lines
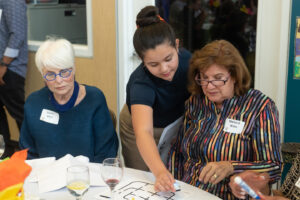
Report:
66,165,90,200
101,158,123,199
0,135,5,158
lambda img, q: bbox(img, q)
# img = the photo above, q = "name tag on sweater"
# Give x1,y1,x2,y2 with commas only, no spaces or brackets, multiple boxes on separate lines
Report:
296,177,300,189
0,10,2,22
40,109,59,125
223,119,245,134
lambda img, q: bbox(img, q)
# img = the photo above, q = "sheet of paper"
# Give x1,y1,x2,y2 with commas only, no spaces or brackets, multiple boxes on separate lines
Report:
157,116,184,165
35,154,106,193
95,179,192,200
37,154,73,193
25,157,56,182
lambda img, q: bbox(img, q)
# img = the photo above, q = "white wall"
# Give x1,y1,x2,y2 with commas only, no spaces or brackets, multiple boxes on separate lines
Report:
255,0,291,140
117,0,154,115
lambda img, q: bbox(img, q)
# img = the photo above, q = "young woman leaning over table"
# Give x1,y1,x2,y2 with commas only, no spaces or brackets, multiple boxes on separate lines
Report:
119,6,191,192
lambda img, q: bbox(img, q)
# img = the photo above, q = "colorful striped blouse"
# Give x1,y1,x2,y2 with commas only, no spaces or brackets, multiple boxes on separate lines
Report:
168,89,282,200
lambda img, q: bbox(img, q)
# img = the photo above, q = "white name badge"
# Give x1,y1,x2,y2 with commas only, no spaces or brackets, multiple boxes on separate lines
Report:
40,109,59,125
296,177,300,189
223,118,245,134
0,9,2,22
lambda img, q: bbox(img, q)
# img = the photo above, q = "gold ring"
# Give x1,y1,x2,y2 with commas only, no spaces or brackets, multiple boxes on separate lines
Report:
213,174,218,179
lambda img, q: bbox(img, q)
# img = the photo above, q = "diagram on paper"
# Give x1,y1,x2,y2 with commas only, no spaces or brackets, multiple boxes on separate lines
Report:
115,181,176,200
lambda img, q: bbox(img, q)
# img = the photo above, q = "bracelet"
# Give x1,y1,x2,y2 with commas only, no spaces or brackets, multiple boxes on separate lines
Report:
0,60,9,67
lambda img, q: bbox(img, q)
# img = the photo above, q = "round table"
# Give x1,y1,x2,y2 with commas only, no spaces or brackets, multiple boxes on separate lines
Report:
24,165,221,200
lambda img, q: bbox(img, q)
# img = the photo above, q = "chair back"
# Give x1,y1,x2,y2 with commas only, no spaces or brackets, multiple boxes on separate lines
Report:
109,109,117,130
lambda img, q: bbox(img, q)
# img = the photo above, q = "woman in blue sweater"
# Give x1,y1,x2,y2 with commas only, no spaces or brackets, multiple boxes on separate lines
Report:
19,38,118,163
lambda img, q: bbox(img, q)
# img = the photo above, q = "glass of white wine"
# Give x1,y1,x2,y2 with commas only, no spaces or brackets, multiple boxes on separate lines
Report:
101,158,123,199
0,135,5,158
66,165,90,200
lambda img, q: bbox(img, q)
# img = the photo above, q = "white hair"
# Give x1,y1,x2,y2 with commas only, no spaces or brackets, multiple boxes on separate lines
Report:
35,38,75,74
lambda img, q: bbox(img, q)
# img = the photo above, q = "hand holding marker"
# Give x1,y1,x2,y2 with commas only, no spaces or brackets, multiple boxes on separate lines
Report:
234,176,260,199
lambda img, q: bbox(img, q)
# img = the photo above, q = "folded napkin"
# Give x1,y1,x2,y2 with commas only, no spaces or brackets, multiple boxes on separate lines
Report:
32,154,105,193
0,149,32,191
25,157,56,183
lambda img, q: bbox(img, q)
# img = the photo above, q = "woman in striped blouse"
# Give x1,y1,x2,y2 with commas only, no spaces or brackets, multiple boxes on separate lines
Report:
168,40,282,199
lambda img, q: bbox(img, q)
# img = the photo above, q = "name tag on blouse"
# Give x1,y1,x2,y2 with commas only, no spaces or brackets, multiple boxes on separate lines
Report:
0,9,2,22
40,109,59,125
223,119,245,134
296,177,300,189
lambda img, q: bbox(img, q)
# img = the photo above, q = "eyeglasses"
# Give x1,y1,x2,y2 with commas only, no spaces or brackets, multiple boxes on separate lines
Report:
195,73,230,86
43,68,73,81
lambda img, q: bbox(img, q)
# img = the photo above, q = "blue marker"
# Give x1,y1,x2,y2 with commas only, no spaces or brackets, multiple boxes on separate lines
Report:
234,176,260,199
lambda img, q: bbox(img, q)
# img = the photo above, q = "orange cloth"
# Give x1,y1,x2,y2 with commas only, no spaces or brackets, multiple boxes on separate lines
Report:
0,149,32,191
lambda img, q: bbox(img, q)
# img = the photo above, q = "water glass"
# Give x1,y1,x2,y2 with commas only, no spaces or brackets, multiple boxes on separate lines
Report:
66,165,90,200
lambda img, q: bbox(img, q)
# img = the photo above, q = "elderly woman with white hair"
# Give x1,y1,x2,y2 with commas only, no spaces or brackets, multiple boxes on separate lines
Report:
19,39,118,163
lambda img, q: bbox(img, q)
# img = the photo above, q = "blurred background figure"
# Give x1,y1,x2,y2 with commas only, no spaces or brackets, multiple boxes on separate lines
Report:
169,0,188,47
0,0,28,158
219,7,249,59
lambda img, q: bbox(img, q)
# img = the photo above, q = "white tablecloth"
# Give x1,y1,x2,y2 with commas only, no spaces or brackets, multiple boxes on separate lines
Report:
24,165,221,200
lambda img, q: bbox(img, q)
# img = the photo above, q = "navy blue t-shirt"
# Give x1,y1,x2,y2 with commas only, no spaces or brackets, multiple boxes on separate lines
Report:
126,48,191,128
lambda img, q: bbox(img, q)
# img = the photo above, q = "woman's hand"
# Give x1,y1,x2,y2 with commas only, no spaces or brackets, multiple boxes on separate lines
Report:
229,171,269,199
154,169,175,192
199,161,234,185
0,66,7,85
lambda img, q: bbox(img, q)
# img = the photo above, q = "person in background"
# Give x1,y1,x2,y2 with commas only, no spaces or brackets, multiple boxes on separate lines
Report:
19,38,118,163
0,0,28,158
168,40,282,199
220,8,249,60
169,0,188,46
230,151,300,200
119,6,191,192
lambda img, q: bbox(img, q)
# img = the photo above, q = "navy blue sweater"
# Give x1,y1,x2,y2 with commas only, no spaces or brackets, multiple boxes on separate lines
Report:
19,85,118,163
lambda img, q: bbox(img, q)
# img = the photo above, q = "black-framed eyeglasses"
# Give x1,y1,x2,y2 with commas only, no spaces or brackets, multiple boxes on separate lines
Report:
195,73,230,86
43,68,73,81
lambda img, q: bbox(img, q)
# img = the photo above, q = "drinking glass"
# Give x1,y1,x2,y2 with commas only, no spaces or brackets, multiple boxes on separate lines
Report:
66,165,90,200
0,135,5,158
101,158,123,199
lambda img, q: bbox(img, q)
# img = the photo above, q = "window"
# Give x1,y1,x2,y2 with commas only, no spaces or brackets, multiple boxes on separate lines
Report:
156,0,258,87
27,0,93,57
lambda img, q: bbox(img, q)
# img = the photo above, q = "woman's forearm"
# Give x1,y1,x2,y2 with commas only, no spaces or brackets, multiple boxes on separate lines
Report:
136,132,167,176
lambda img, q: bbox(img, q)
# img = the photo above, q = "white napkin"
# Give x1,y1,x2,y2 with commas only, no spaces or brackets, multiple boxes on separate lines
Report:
27,154,105,193
25,157,56,183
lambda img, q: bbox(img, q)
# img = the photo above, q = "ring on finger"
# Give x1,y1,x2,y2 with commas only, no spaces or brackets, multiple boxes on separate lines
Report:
213,174,218,179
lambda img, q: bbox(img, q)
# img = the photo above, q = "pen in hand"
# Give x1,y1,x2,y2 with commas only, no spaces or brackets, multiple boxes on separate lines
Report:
234,176,260,199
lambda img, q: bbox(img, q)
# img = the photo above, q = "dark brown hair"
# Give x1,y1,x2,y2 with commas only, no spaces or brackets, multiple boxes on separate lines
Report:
133,6,176,59
188,40,251,96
